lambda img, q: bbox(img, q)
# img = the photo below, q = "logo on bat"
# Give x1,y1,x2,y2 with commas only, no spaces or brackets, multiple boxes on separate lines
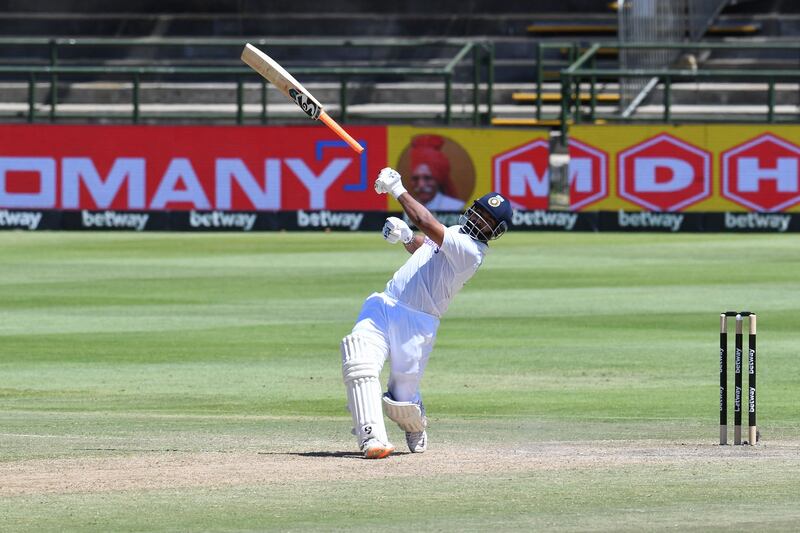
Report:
289,88,321,120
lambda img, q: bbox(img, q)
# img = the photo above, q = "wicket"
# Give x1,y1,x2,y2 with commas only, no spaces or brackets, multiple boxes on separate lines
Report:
719,311,757,445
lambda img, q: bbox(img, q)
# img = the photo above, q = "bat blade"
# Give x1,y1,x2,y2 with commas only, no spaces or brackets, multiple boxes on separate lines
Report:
241,43,364,154
241,43,323,120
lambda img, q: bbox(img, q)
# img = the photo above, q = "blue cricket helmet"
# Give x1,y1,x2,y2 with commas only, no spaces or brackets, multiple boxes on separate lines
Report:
459,192,513,241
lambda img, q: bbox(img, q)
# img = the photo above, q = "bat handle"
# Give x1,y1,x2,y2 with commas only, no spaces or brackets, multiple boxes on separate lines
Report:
319,111,364,154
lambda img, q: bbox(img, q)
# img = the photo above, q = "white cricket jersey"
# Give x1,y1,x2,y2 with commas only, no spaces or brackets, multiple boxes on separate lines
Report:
384,225,488,318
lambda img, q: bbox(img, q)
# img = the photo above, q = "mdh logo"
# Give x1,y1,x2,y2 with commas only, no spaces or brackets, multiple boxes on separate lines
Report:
289,88,321,120
722,133,800,211
492,138,608,210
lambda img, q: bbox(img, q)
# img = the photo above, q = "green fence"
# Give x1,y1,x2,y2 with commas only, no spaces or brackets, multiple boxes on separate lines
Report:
558,41,800,137
0,37,494,125
2,38,800,130
536,42,582,122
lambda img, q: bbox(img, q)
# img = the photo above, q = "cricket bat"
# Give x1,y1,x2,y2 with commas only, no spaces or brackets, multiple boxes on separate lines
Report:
241,43,364,154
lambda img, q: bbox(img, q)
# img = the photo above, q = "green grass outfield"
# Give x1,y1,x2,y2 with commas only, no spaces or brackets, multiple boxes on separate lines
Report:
1,231,799,532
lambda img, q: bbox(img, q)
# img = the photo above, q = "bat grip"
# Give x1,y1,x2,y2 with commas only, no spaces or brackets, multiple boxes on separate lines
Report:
319,111,364,154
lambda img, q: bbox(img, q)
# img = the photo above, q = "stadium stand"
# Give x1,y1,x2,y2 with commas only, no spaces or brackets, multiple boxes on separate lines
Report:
0,0,798,125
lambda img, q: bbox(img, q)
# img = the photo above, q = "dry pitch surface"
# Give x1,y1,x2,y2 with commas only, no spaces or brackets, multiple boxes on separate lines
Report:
3,436,798,496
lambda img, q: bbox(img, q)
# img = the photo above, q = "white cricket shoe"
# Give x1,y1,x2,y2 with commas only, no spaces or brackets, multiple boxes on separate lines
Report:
360,438,395,459
406,430,427,453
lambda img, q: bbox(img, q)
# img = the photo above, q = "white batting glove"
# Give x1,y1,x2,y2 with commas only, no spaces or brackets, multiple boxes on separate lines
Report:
382,216,413,244
374,167,408,199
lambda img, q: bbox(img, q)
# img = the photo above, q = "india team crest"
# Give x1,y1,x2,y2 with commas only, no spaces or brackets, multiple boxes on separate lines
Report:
488,195,504,207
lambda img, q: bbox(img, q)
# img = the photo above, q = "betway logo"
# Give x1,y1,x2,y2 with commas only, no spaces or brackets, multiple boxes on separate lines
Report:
513,210,578,230
82,210,149,230
0,209,42,230
618,210,684,232
190,210,256,231
725,212,791,232
298,210,364,230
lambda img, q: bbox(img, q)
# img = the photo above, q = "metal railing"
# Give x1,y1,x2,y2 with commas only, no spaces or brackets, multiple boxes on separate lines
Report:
618,0,730,116
4,37,800,131
618,0,686,116
559,41,800,137
0,37,494,125
535,42,581,122
688,0,731,40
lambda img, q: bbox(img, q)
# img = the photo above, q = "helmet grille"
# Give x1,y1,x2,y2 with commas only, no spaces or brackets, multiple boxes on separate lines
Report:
459,205,507,241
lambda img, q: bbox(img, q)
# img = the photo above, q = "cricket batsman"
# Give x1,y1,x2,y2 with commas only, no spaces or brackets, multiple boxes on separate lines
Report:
341,167,513,459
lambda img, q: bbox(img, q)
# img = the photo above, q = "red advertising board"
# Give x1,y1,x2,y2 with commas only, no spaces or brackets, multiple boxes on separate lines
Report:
0,125,387,211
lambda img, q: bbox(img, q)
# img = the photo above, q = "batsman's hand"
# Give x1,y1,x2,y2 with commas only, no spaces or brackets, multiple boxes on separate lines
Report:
374,167,408,199
382,216,413,244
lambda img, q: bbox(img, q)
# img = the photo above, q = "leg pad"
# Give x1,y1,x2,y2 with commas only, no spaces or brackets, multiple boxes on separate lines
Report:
341,335,389,445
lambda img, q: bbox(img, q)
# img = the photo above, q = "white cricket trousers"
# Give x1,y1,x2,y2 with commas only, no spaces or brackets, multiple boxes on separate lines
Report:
350,292,439,403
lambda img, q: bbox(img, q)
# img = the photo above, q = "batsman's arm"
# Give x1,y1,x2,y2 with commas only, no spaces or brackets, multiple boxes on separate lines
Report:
403,233,425,254
375,167,444,248
398,193,445,248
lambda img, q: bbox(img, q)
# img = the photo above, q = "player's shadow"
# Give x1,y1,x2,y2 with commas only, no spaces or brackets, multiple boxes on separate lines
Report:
259,451,409,458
